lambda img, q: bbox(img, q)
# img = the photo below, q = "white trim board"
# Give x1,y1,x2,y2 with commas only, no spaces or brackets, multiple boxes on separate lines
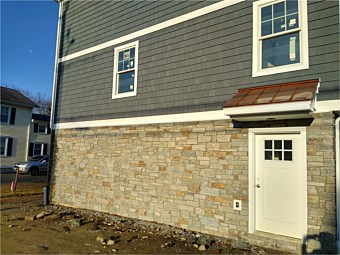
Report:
58,0,244,63
53,110,228,130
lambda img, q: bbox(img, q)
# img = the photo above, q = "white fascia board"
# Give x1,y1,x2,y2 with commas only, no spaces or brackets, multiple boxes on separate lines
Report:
53,110,228,130
315,100,340,113
223,101,313,116
59,0,244,63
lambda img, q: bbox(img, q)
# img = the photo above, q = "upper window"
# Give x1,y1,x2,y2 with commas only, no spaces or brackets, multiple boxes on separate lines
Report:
1,106,10,123
112,41,139,99
33,123,50,134
252,0,309,77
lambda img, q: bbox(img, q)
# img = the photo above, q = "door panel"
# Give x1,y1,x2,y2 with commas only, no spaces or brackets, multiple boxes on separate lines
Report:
255,134,302,238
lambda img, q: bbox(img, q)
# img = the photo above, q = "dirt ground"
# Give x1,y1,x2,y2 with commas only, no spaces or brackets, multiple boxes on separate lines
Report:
1,192,288,254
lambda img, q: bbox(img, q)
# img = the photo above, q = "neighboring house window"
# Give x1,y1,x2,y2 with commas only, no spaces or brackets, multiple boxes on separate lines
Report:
0,137,13,156
33,123,51,134
252,0,308,77
1,106,16,124
29,143,48,156
112,41,139,99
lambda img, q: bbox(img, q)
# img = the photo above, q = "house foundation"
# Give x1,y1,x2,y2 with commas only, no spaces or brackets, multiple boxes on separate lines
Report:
50,112,337,253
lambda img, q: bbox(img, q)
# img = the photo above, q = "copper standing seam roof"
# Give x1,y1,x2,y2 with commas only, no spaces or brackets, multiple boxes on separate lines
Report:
223,79,320,109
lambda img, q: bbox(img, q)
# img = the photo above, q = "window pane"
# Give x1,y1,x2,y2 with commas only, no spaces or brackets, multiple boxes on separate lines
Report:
123,60,130,70
286,0,298,15
1,106,9,123
284,151,293,161
118,71,135,94
274,140,282,149
262,32,300,69
286,13,299,30
0,137,6,155
284,140,292,149
265,151,272,160
273,2,285,18
130,48,135,58
130,58,135,68
34,144,42,156
39,125,46,133
274,17,285,33
261,20,272,36
118,51,124,61
265,140,272,149
274,150,282,160
123,49,130,60
118,61,123,72
261,5,272,22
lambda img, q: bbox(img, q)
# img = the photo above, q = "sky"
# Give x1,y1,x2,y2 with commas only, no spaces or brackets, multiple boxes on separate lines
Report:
1,0,59,99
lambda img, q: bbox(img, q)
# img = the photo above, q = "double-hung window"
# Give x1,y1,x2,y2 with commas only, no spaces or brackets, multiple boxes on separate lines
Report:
0,137,13,156
253,0,308,77
112,41,139,99
1,106,10,123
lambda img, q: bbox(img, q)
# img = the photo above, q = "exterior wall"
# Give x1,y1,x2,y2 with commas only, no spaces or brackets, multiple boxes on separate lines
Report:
54,0,339,124
1,105,31,167
29,120,51,156
50,112,337,253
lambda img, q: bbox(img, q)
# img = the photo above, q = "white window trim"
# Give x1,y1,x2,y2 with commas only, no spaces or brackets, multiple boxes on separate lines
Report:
112,41,139,99
252,0,309,77
0,137,9,156
1,105,11,124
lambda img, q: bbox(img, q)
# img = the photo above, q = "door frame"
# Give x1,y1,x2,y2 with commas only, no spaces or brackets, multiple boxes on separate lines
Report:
248,127,307,239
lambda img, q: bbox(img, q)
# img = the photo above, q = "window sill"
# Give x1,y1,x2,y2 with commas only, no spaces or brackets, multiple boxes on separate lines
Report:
252,62,309,77
112,91,137,99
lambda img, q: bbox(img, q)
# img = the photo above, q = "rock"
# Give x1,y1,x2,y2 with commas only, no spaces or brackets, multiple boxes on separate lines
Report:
96,237,105,243
63,215,75,220
70,219,82,227
107,240,115,246
36,211,53,219
199,244,206,251
8,224,17,228
44,214,60,221
25,216,36,221
112,249,117,252
193,244,199,249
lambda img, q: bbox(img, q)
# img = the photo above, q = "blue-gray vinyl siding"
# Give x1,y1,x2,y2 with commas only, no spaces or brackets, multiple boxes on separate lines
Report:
55,0,339,124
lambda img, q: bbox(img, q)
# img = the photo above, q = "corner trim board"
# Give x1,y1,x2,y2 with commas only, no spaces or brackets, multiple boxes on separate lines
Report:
58,0,244,63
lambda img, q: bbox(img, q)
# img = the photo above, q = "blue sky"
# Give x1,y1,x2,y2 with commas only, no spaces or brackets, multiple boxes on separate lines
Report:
1,0,59,99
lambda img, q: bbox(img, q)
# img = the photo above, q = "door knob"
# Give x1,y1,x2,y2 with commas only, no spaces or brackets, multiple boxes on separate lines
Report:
256,184,260,188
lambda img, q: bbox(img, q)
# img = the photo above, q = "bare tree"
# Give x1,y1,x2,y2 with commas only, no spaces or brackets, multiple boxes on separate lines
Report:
1,83,52,116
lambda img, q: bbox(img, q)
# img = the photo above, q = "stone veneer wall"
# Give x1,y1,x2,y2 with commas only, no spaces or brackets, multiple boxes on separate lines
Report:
50,113,337,253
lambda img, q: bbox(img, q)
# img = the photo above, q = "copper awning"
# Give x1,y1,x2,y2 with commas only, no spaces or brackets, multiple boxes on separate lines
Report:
223,79,320,121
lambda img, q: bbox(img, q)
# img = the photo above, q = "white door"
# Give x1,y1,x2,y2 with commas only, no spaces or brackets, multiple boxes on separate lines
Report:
255,134,303,238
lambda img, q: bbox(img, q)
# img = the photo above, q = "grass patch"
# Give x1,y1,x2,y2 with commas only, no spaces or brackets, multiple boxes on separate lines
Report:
1,189,43,198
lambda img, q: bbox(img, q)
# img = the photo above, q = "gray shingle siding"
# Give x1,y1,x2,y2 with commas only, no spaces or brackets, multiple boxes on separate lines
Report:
59,0,220,57
55,0,339,124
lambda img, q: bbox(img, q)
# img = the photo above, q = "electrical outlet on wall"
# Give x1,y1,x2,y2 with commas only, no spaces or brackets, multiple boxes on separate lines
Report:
233,199,242,210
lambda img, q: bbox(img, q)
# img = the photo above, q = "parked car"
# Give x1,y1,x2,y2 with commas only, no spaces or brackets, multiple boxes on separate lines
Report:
13,155,49,175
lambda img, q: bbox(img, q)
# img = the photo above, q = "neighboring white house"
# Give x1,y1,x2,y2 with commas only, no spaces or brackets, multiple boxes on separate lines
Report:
0,87,51,170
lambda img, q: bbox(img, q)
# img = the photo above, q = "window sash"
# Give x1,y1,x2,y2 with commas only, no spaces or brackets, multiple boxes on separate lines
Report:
1,106,10,123
112,41,139,99
38,125,47,134
252,0,308,77
0,137,7,156
34,143,43,156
